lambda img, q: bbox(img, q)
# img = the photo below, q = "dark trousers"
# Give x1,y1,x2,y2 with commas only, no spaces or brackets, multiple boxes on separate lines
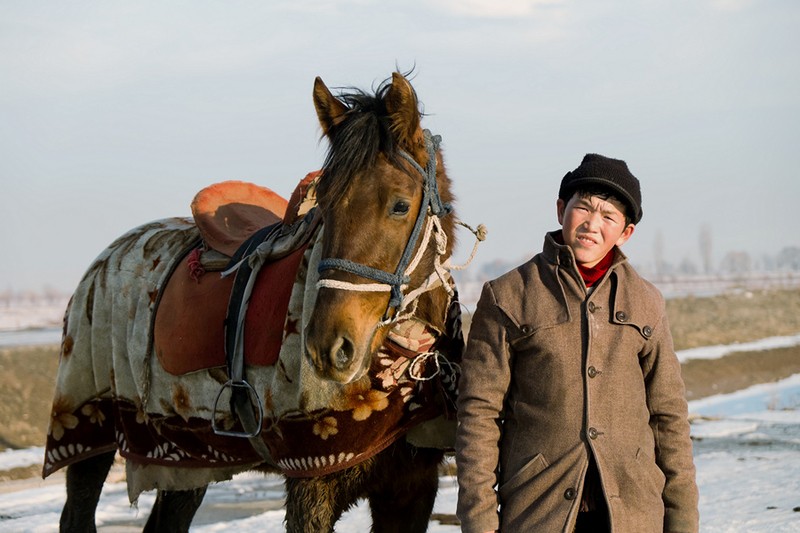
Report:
574,506,610,533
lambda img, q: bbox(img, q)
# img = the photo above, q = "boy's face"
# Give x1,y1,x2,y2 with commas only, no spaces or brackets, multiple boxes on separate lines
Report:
557,193,635,268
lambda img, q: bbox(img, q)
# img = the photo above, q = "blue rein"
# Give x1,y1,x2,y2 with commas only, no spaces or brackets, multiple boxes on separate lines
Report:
317,129,452,316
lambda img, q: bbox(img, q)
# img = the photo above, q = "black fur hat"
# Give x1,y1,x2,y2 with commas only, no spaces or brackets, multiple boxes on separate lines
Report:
558,153,643,224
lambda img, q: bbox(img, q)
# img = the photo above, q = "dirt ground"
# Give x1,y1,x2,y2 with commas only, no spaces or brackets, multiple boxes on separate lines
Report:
1,288,798,468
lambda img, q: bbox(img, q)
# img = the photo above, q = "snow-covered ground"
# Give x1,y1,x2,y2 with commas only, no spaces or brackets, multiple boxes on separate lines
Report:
0,300,68,332
0,374,798,531
0,299,66,347
1,302,799,531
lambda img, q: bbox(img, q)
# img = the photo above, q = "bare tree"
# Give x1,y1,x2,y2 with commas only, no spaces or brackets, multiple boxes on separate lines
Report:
699,224,713,275
654,230,665,278
777,247,800,271
720,251,752,275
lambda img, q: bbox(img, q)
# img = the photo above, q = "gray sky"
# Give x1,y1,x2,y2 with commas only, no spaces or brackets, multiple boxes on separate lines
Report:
2,0,798,292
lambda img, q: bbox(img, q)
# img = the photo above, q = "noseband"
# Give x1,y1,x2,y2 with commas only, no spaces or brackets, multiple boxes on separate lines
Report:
317,129,453,321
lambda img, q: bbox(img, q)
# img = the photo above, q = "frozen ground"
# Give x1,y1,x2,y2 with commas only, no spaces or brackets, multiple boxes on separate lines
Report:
2,302,799,531
0,374,798,532
0,300,67,332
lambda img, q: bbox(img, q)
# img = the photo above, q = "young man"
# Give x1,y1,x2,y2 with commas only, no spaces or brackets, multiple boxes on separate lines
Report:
455,154,699,533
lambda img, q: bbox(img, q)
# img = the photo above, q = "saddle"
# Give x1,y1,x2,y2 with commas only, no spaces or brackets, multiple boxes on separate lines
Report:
153,172,321,376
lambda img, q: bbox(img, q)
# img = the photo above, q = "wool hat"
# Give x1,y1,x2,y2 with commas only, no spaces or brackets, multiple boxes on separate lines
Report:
558,153,643,224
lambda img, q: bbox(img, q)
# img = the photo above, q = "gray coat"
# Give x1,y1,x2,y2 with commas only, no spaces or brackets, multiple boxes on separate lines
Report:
456,232,699,533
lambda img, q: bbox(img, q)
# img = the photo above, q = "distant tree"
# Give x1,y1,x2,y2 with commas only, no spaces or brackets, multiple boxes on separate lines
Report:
720,251,752,275
699,224,713,275
678,257,698,276
776,247,800,271
42,284,63,304
760,254,776,272
654,230,665,278
0,288,10,307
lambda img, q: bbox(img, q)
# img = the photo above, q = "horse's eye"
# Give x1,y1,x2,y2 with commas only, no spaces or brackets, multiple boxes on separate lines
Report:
391,200,410,216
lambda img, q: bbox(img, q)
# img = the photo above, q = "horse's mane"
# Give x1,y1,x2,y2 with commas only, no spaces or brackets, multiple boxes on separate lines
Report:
316,75,457,332
317,77,416,206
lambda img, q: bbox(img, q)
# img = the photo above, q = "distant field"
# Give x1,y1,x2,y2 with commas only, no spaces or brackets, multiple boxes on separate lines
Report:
459,287,800,350
1,288,798,455
665,288,800,350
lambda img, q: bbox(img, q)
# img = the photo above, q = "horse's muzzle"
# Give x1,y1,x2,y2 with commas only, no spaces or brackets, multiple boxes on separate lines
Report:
305,332,365,384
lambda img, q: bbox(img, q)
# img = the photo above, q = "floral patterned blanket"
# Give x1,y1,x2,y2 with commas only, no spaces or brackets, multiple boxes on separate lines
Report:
42,217,461,500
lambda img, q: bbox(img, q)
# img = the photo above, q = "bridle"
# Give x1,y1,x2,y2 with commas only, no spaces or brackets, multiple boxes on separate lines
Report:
316,129,459,324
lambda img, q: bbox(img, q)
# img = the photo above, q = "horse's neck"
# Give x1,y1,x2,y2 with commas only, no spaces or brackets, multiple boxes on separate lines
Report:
413,284,451,334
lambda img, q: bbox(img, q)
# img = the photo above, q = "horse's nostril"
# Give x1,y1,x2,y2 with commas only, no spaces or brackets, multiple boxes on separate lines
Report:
332,336,354,370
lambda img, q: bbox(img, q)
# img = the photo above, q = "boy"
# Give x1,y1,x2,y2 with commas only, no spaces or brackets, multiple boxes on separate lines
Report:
455,154,699,532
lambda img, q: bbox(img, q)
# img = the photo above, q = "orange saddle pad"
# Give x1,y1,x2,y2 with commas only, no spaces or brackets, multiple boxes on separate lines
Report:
191,180,288,257
191,172,320,257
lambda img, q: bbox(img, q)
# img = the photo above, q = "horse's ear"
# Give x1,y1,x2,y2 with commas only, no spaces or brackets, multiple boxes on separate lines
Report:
385,72,423,150
313,77,348,137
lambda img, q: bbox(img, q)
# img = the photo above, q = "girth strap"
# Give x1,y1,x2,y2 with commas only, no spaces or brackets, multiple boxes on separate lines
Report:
211,212,319,465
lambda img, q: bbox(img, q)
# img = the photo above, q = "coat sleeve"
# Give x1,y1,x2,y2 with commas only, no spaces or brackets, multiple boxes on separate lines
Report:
455,282,513,533
643,309,700,533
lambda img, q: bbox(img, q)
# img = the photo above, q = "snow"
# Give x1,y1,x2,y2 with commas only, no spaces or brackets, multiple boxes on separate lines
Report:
677,334,800,363
0,299,66,347
1,304,799,531
0,301,67,332
0,376,798,531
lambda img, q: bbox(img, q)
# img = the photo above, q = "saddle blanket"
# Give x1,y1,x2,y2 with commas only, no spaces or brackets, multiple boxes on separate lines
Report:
42,217,461,500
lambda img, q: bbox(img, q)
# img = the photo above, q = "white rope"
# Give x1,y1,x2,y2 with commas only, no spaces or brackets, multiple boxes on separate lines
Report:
403,213,435,277
316,212,438,299
443,220,487,272
318,213,487,327
316,279,400,292
408,350,462,382
408,351,441,381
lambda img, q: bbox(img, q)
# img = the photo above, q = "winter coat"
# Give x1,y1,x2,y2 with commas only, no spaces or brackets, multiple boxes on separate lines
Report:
455,232,699,533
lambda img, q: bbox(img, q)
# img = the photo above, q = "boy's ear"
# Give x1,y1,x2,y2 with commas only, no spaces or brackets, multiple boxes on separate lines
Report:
556,198,566,225
615,223,636,247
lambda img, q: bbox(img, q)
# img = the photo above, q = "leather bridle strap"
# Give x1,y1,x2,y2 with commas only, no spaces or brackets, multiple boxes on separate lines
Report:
317,129,452,319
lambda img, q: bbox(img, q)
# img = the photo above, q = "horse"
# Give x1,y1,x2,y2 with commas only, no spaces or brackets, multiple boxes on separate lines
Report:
43,71,482,532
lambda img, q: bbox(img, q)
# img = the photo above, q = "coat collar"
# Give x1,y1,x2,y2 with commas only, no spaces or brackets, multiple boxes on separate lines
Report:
542,230,628,281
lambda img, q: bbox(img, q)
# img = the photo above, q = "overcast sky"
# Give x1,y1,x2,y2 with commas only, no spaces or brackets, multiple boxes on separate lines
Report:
2,0,798,292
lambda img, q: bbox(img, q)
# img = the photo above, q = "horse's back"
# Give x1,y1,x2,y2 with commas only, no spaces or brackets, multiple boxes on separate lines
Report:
44,218,200,478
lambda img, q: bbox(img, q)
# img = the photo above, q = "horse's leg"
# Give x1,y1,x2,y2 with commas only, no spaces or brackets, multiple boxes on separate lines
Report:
59,450,116,533
368,443,443,533
284,467,367,533
143,486,208,533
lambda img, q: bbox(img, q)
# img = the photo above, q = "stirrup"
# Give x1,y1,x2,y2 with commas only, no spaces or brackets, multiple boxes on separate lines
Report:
211,380,264,438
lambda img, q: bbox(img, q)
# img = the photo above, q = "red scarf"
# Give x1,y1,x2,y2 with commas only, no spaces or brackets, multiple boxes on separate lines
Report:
577,249,615,287
553,232,615,287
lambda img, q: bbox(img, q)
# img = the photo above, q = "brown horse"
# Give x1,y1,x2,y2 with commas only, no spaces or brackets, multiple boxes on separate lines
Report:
48,72,470,532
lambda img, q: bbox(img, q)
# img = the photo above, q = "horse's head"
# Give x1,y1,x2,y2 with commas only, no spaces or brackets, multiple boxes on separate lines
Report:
304,72,456,384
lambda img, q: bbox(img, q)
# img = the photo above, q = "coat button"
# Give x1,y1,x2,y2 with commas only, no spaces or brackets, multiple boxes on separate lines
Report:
588,427,599,439
564,487,577,500
643,325,653,338
520,324,531,335
615,311,627,322
587,301,596,313
587,366,598,378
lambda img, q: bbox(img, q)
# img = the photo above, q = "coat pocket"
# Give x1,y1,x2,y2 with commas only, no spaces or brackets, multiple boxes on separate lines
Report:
498,453,549,500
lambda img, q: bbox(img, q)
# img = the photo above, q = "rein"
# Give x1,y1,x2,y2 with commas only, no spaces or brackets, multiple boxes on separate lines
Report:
317,130,486,324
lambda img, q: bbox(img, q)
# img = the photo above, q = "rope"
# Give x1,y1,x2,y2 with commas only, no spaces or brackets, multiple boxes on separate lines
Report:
186,247,206,282
408,350,462,383
444,221,488,272
317,279,401,293
315,128,486,325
